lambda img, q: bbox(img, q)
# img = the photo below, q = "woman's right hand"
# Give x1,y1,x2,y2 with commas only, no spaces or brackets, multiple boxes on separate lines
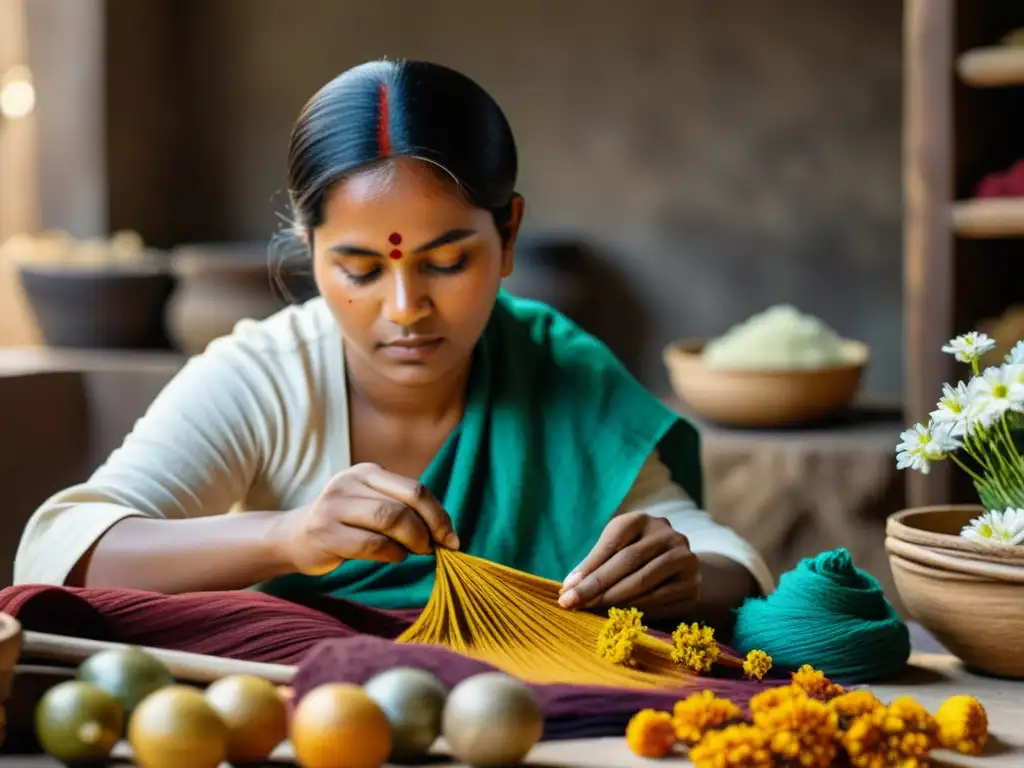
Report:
273,463,461,576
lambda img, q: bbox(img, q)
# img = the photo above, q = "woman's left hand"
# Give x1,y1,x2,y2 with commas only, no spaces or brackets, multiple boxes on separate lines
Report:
557,511,700,620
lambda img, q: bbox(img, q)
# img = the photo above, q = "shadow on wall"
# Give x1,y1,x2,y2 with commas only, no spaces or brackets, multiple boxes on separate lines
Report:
502,234,652,377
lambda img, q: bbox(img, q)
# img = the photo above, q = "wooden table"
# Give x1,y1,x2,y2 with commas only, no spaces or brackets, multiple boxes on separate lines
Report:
2,652,1020,767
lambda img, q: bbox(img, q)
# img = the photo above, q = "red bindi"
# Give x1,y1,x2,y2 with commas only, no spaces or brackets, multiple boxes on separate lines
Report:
389,249,403,260
388,232,402,245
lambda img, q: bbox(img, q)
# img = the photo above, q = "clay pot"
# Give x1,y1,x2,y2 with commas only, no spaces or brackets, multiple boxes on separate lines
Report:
886,505,1024,678
18,258,176,349
165,244,287,355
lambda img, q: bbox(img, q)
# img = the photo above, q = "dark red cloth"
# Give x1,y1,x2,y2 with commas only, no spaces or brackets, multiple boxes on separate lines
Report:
0,585,781,741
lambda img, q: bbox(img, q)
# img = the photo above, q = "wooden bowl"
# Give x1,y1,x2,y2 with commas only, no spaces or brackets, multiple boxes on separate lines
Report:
886,505,1024,564
888,553,1024,678
662,339,869,428
0,613,23,743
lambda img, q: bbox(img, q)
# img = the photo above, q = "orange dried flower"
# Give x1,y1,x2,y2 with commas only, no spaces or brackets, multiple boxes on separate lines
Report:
596,607,646,667
748,684,808,715
828,690,884,723
625,708,677,758
841,696,938,768
671,690,743,744
752,695,838,768
935,695,988,756
670,622,720,673
791,664,846,700
742,649,772,680
689,724,773,768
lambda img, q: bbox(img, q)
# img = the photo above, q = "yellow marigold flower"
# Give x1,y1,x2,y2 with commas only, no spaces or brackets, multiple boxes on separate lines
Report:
671,690,743,744
689,724,773,768
742,649,772,680
752,696,838,768
829,691,884,723
596,607,646,666
791,663,846,700
841,696,938,768
625,709,677,758
935,695,988,756
748,684,807,715
670,621,720,673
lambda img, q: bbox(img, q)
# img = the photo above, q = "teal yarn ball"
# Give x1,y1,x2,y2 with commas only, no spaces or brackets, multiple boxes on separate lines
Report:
732,548,910,683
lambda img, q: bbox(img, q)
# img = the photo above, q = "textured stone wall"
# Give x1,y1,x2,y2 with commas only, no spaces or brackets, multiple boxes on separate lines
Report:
107,0,903,395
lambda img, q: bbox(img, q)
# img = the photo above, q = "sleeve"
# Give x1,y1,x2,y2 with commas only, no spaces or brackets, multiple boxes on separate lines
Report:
616,449,776,596
13,334,282,586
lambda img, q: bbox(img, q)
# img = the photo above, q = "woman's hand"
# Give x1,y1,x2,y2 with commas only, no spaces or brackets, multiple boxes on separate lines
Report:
557,511,700,620
273,463,460,576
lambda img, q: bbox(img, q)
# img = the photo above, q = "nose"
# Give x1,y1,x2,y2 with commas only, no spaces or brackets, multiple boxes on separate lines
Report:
382,270,432,328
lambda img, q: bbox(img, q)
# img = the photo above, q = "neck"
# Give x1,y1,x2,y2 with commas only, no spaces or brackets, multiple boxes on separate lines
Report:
344,347,471,423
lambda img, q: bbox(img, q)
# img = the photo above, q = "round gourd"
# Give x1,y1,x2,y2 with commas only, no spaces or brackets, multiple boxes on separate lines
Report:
204,674,289,763
442,673,542,767
76,646,174,718
128,685,229,768
292,683,392,768
363,667,448,761
35,681,123,763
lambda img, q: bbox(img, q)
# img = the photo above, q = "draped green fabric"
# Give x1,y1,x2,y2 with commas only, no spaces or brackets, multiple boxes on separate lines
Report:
260,291,702,609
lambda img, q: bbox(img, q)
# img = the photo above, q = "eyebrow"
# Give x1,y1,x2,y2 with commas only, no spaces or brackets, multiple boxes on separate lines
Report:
329,228,477,257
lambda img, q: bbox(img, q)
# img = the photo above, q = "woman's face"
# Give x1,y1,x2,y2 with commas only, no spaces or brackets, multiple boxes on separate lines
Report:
312,157,522,388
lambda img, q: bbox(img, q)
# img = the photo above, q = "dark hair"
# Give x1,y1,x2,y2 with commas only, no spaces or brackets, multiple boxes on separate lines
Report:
287,59,518,237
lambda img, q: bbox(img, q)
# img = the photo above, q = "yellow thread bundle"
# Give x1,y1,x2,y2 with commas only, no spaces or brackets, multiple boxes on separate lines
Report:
396,549,740,690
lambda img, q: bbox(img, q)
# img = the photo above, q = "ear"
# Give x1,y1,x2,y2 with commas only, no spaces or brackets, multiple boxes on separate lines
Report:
499,194,525,278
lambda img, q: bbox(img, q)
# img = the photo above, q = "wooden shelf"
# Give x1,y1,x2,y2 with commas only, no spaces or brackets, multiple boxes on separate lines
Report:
951,198,1024,238
957,46,1024,87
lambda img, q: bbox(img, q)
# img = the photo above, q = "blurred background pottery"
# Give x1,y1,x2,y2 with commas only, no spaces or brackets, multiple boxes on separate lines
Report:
662,339,869,428
18,257,176,350
165,243,287,355
886,505,1024,678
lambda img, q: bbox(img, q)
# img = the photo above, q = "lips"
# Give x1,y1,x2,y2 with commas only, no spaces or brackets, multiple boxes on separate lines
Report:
380,336,445,360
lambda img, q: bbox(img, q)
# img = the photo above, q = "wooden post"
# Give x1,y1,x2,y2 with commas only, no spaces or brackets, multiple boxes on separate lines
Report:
903,0,955,508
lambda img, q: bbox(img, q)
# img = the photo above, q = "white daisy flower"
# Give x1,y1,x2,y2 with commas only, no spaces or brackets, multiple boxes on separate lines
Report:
1005,340,1024,365
966,365,1024,428
961,508,1024,546
930,381,972,438
942,332,996,364
896,421,961,474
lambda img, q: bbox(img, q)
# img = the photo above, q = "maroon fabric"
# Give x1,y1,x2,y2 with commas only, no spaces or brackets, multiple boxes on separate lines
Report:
0,584,418,664
0,585,784,740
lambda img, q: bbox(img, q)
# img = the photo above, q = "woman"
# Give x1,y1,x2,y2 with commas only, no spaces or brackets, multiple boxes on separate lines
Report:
14,60,772,630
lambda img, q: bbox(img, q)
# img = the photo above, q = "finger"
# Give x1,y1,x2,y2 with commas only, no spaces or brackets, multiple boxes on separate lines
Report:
592,548,699,609
560,513,647,592
359,466,460,550
341,497,433,555
559,532,667,610
319,523,409,564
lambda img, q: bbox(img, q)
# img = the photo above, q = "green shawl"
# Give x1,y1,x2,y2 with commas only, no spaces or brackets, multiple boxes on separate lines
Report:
260,291,702,610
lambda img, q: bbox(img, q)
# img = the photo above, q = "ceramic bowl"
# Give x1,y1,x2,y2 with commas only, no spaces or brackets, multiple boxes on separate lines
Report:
886,505,1024,564
886,505,1024,678
888,553,1024,678
662,339,869,428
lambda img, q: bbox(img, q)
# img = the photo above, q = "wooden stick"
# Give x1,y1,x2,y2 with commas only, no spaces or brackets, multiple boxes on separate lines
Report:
21,630,296,685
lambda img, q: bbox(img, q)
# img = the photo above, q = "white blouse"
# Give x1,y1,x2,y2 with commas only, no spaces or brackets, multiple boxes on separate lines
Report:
14,298,774,595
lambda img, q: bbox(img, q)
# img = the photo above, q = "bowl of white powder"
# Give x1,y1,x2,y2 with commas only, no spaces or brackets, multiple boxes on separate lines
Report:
663,304,868,428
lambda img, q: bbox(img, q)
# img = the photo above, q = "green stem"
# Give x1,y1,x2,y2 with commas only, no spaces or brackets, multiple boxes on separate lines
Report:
950,453,986,484
996,417,1024,487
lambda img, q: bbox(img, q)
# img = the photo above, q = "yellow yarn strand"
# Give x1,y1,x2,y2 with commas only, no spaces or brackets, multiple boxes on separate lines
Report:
396,549,741,690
